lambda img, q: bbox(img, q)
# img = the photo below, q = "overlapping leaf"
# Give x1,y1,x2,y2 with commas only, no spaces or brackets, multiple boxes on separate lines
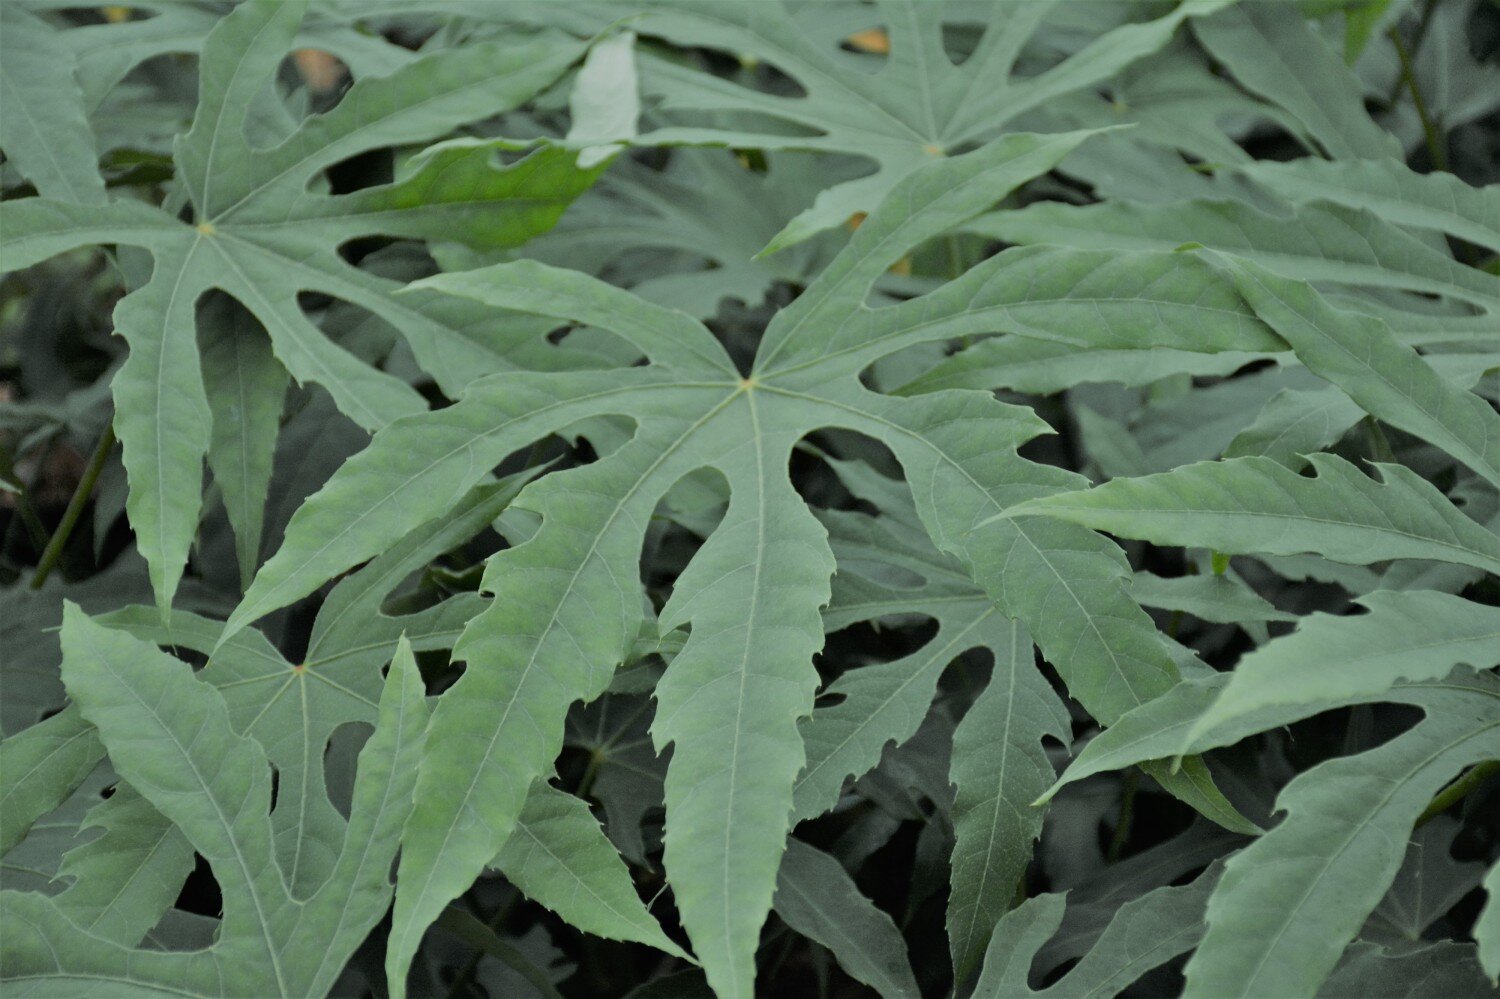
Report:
514,0,1232,249
1,609,427,997
772,838,919,998
1034,604,1500,997
222,129,1285,995
6,4,1498,996
972,863,1225,998
0,5,106,206
791,458,1070,984
0,0,606,614
1005,454,1500,576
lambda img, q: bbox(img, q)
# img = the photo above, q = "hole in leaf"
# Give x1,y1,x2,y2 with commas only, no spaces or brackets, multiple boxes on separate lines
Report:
173,852,223,920
325,722,374,818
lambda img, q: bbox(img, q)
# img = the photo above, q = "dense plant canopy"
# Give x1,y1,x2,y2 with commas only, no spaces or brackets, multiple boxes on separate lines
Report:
1,1,1498,997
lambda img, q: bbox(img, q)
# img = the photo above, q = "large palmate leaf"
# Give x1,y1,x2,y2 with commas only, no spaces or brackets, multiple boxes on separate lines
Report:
1,608,427,997
519,0,1231,250
221,130,1280,995
0,0,605,614
9,2,1500,996
0,472,536,917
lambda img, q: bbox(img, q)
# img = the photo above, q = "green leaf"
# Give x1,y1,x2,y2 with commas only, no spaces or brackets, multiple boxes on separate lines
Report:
1182,591,1500,751
898,245,1283,363
566,31,640,168
280,639,431,998
972,863,1224,998
1367,817,1485,944
16,8,1498,996
1130,570,1296,626
95,606,375,896
1479,861,1500,983
772,838,919,999
1210,256,1500,489
1190,1,1398,159
1042,592,1500,798
1224,352,1497,469
644,415,836,998
49,787,193,949
1004,454,1500,576
0,6,106,205
563,693,665,865
58,601,294,993
199,296,289,591
495,784,689,960
2,607,430,996
976,199,1500,315
302,476,532,677
1221,384,1368,467
527,148,846,318
896,336,1272,398
1185,677,1500,997
1234,157,1500,254
1322,940,1500,998
948,619,1069,986
0,706,103,857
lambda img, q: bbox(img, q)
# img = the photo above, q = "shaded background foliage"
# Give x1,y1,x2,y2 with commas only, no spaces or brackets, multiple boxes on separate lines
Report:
1,1,1498,997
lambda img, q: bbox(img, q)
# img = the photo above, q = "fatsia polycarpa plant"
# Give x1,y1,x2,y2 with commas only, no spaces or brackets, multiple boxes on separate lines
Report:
2,1,1499,997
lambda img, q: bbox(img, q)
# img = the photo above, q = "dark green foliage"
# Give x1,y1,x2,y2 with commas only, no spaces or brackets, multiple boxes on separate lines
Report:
2,2,1497,997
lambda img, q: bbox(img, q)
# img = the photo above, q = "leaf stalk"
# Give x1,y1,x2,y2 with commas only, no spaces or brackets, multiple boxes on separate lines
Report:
30,421,116,589
1415,760,1499,828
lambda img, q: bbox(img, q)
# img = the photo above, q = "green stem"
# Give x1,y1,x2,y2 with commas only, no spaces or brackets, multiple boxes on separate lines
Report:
1388,26,1447,172
1410,0,1440,58
1107,770,1139,862
436,905,562,999
576,749,606,801
30,422,116,590
1415,760,1499,828
15,499,49,554
1361,417,1396,464
945,232,964,281
1,439,54,561
1166,609,1185,640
